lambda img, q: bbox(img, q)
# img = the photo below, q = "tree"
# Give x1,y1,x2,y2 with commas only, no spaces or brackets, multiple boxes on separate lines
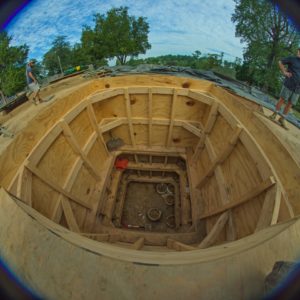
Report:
0,31,29,96
84,7,151,65
43,36,73,75
232,0,300,94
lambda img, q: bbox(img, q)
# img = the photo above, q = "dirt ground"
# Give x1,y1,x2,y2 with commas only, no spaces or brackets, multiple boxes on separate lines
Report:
121,182,177,233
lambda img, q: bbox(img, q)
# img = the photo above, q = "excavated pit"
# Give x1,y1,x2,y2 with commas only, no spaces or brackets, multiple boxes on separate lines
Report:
1,75,300,299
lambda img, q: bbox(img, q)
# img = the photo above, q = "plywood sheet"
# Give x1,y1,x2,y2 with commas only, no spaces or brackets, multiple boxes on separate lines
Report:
69,110,94,149
209,115,234,157
133,124,148,145
170,126,198,148
31,175,60,219
221,141,262,201
129,94,148,118
93,95,126,122
37,133,77,184
152,94,172,119
175,96,208,124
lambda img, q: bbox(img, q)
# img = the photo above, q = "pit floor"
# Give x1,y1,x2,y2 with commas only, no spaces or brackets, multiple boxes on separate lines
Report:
121,182,176,232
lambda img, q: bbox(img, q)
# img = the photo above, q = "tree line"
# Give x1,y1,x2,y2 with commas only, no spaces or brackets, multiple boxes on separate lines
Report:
0,2,299,111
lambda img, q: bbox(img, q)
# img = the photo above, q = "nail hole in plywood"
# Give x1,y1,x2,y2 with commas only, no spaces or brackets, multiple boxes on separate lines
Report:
105,83,110,88
130,97,136,105
172,138,181,143
182,82,190,88
186,100,195,106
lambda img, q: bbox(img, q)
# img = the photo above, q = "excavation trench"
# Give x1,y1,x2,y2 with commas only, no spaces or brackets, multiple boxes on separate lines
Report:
1,75,300,299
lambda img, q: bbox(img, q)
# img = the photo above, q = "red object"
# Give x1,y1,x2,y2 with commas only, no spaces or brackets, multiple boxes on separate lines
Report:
115,158,128,170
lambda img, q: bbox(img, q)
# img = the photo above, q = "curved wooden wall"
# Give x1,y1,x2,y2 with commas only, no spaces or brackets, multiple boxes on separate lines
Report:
5,82,293,250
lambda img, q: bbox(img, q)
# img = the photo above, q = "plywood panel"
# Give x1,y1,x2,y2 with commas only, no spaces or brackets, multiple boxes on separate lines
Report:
70,165,97,229
205,214,227,245
133,124,148,145
232,193,265,239
170,126,198,148
37,133,78,184
152,94,172,119
198,147,211,173
86,139,108,171
221,141,262,201
68,110,94,149
200,176,222,215
93,95,126,122
209,115,235,157
103,124,131,146
175,96,209,124
31,175,60,219
129,94,148,118
151,125,168,146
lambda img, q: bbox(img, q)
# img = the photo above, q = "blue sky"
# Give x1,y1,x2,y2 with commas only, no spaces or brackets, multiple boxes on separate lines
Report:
6,0,246,63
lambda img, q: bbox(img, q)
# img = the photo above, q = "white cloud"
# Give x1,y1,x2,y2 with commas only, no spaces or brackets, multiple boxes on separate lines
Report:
6,0,245,62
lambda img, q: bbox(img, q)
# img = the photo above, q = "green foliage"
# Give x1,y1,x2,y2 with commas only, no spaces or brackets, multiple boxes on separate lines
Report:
43,36,73,75
232,0,300,95
84,7,151,64
127,51,239,79
0,31,29,96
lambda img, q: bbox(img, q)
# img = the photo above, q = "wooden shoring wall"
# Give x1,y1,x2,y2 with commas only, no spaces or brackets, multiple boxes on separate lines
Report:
6,82,286,248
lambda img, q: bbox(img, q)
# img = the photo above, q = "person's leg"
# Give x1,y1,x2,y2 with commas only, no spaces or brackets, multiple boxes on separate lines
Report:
270,86,290,121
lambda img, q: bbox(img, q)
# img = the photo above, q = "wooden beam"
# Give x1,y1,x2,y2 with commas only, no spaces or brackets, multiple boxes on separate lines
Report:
204,101,219,134
114,180,128,227
226,210,236,241
61,198,80,232
103,170,123,225
131,237,145,250
180,172,191,225
199,177,276,219
124,88,136,147
148,88,153,147
198,211,229,248
26,163,92,210
16,166,32,206
204,138,230,204
119,145,186,156
181,122,202,138
86,104,109,155
60,120,101,180
191,133,206,163
255,183,281,231
196,126,243,188
167,89,177,147
126,161,181,173
167,238,196,251
51,135,93,222
101,118,125,133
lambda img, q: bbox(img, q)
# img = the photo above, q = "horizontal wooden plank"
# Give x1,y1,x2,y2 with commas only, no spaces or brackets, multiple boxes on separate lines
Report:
26,163,92,210
199,177,276,219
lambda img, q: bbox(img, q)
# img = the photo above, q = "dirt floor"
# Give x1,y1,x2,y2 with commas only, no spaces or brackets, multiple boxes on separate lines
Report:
121,182,177,233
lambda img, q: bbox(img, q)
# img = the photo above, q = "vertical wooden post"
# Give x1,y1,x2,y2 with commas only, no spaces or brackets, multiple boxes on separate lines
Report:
148,88,153,147
167,89,177,147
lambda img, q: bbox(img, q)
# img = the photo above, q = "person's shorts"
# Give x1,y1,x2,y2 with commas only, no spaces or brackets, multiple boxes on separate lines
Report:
28,82,40,93
280,85,299,105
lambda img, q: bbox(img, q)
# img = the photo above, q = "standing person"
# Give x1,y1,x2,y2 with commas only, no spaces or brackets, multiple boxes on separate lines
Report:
269,48,300,129
26,59,43,105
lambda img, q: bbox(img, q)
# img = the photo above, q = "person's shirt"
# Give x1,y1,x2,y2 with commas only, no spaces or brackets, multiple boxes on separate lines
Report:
281,56,300,93
26,64,34,85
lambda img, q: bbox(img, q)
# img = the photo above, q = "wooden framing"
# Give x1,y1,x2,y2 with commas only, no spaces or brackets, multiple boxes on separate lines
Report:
6,81,290,252
198,211,229,248
124,88,136,147
60,120,101,180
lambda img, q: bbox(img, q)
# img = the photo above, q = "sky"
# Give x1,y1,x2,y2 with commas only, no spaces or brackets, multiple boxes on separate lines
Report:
5,0,246,63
